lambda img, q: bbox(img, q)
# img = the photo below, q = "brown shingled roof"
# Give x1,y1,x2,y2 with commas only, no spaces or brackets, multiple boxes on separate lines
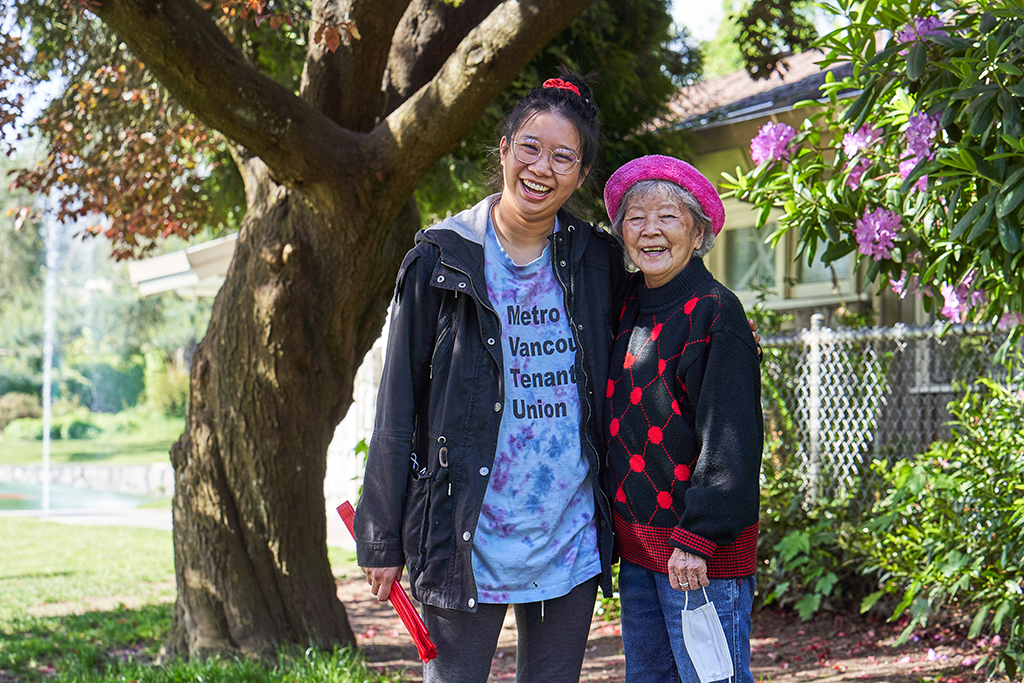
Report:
667,50,854,129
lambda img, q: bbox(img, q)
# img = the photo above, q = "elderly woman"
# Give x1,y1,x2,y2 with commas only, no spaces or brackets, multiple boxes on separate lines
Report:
603,155,763,683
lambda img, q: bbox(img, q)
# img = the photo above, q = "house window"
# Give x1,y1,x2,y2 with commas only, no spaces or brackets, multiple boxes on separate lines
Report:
722,225,775,292
796,252,852,284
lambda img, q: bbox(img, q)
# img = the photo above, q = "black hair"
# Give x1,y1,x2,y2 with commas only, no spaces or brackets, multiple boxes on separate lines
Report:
502,70,601,170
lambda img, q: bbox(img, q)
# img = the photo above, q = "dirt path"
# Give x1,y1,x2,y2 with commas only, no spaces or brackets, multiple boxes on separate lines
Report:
336,576,1007,682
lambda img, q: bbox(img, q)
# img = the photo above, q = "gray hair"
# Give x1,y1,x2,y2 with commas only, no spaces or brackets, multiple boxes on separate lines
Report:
611,180,717,258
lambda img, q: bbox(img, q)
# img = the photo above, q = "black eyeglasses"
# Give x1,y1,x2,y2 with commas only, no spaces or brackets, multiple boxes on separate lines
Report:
512,138,581,175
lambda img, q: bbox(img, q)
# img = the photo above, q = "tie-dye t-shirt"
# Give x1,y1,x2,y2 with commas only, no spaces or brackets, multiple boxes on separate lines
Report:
472,216,601,604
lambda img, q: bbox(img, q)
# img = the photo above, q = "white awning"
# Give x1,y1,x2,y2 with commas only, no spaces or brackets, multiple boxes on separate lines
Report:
127,233,238,298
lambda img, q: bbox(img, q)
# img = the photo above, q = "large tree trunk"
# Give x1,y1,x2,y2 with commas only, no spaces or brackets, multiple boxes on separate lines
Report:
88,0,593,658
166,159,414,656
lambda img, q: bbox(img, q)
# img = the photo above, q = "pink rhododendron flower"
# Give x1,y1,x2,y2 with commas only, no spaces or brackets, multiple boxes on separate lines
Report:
906,112,940,160
854,207,901,261
998,312,1024,330
843,126,881,157
897,16,946,54
750,121,796,164
899,156,929,192
940,270,986,323
891,271,923,299
846,158,873,190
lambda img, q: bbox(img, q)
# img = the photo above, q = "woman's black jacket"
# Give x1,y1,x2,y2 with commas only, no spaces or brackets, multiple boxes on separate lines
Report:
353,195,625,611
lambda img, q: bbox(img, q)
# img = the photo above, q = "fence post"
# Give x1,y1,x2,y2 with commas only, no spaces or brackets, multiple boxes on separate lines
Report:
806,313,825,506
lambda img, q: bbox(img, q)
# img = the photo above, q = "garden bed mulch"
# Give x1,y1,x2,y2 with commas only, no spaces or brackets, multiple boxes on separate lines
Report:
336,577,1011,683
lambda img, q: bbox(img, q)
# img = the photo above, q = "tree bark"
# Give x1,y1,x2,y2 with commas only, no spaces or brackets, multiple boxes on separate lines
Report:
89,0,593,658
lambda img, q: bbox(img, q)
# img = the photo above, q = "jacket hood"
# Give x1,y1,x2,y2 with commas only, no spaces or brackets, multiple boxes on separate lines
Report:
416,194,610,269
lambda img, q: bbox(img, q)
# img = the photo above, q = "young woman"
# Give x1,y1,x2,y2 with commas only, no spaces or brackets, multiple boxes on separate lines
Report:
353,73,623,683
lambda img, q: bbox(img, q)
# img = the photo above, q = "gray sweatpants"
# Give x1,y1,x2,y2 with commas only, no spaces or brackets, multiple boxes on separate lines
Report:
421,575,600,683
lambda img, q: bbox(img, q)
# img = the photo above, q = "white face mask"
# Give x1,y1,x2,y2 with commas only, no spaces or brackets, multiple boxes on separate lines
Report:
681,587,734,683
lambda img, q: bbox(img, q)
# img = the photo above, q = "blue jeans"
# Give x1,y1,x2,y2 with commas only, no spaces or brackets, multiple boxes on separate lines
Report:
619,560,755,683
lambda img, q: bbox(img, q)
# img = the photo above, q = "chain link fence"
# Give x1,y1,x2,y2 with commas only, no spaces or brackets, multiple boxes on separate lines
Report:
760,318,1011,514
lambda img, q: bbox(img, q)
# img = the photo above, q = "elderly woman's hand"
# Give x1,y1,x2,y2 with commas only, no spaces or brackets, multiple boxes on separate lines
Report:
668,548,709,591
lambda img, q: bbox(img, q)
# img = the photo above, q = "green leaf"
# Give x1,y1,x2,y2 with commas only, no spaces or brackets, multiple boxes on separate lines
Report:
968,200,996,241
968,604,989,638
952,193,992,239
864,44,901,69
795,593,822,620
998,181,1024,218
823,215,840,242
815,572,839,596
968,150,1001,181
907,42,927,81
861,590,884,613
991,599,1012,633
842,82,880,129
998,62,1023,77
998,215,1022,252
952,83,998,100
970,96,997,137
821,241,855,263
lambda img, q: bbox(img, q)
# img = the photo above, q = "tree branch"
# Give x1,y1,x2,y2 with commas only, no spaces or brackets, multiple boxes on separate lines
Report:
374,0,593,192
91,0,367,191
384,0,501,111
300,0,412,131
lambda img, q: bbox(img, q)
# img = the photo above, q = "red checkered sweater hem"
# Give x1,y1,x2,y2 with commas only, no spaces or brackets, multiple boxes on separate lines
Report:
614,512,758,578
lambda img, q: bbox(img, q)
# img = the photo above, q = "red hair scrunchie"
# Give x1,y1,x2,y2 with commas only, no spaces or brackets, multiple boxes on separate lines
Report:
542,78,581,98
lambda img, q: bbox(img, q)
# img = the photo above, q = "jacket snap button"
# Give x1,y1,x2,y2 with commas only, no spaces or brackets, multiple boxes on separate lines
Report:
560,260,567,267
458,281,466,288
463,531,472,541
436,275,445,283
468,598,476,608
493,402,501,412
487,338,495,345
479,467,489,476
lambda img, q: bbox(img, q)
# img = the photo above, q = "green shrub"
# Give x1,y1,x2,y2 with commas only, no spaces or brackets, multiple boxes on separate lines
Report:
2,416,57,441
143,349,189,418
864,377,1024,677
63,418,101,440
1,409,104,441
65,361,145,413
0,391,41,432
756,453,875,619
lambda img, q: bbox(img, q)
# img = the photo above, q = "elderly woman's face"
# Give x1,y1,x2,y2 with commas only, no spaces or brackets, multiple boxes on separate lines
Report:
622,193,704,288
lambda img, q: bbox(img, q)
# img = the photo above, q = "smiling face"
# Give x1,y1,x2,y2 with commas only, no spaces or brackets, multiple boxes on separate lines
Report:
622,191,704,289
498,110,587,230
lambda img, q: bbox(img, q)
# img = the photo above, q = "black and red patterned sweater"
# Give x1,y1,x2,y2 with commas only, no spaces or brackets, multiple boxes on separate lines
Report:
605,258,763,578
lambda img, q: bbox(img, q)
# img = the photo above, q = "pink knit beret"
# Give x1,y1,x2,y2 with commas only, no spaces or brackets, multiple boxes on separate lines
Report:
604,155,725,235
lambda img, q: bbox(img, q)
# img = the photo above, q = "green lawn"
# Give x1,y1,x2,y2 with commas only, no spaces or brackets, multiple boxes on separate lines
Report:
0,518,176,624
0,518,396,682
0,415,183,467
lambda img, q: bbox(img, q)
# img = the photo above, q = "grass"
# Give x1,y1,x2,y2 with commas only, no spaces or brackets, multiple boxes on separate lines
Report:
0,414,183,467
0,518,176,623
0,518,396,683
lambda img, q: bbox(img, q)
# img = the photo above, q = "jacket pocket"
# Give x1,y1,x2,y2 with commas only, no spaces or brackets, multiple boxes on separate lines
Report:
402,472,433,572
